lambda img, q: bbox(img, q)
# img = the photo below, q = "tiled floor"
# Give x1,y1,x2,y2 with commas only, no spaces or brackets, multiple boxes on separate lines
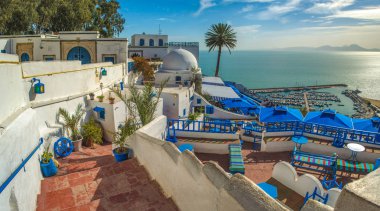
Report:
37,143,178,211
196,142,368,210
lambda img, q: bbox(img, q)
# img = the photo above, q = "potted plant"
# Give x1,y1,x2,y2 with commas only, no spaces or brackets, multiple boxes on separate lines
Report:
113,118,139,162
97,95,104,102
40,143,58,177
58,104,85,151
89,93,95,100
82,117,103,148
108,93,115,104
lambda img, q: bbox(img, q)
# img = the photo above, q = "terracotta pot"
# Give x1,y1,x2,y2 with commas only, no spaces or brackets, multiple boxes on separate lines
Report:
72,136,83,152
109,98,115,104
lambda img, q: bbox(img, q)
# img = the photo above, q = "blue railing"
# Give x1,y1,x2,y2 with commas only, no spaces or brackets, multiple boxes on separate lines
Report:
0,138,44,194
245,120,380,145
168,119,236,134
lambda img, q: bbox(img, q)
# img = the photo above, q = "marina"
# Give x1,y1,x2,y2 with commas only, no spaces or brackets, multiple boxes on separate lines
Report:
228,81,378,118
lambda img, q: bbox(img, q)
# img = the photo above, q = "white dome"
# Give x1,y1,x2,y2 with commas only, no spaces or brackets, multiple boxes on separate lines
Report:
162,49,198,71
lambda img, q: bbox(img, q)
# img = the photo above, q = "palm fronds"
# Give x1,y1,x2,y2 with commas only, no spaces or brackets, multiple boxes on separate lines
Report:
205,23,237,76
58,104,85,140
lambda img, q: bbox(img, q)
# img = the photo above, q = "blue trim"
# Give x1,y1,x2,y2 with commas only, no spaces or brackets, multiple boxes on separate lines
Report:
0,138,43,194
93,106,105,112
167,119,237,134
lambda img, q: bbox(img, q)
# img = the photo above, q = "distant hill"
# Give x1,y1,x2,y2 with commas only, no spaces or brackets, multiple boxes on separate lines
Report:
281,44,380,52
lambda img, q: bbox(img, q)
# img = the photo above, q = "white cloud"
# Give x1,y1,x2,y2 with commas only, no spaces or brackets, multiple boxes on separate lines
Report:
193,0,217,16
156,18,176,22
239,5,254,13
306,0,355,15
326,6,380,21
223,0,273,3
234,24,261,34
249,24,380,49
257,0,301,20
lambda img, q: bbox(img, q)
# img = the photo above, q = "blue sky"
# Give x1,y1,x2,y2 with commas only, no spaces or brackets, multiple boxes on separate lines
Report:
119,0,380,50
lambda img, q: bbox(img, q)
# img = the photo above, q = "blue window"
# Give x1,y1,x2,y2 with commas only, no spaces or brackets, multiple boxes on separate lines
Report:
183,108,186,116
103,56,115,64
190,95,194,101
149,39,154,46
205,105,214,114
175,76,181,84
93,106,105,120
197,98,201,104
139,39,145,46
1,49,6,53
21,53,30,62
128,62,134,73
159,39,164,46
44,55,55,61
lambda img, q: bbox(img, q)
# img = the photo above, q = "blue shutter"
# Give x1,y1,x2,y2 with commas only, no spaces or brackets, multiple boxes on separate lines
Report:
93,107,105,120
183,109,186,116
206,105,214,114
197,98,201,104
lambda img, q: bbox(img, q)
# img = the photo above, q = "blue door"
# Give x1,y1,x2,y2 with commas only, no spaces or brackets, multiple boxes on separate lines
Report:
21,53,30,62
67,47,91,64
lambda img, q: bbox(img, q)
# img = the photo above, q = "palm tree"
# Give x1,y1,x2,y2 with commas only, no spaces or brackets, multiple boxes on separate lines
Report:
58,104,85,140
112,80,167,126
205,23,237,77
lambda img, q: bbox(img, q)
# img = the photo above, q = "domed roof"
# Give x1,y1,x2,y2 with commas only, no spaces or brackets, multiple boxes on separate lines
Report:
162,49,198,71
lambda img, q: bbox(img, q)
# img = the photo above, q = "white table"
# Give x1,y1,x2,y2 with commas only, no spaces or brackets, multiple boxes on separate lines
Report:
347,143,365,161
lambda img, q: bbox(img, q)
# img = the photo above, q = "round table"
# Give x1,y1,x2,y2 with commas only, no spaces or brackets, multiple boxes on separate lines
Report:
291,136,308,150
178,144,194,153
347,143,365,161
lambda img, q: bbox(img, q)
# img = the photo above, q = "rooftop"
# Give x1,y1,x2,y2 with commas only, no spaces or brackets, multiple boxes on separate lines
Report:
37,143,178,211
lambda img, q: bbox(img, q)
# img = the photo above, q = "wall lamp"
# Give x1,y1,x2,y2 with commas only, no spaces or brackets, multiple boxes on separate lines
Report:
32,78,45,94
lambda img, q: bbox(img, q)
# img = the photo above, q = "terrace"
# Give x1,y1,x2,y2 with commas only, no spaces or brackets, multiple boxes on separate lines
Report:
196,142,369,210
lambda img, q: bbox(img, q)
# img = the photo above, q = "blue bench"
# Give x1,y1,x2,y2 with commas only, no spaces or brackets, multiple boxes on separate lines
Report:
291,147,337,176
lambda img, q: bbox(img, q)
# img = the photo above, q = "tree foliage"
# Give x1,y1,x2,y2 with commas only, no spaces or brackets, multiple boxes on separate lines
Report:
205,23,237,77
132,57,155,81
0,0,125,37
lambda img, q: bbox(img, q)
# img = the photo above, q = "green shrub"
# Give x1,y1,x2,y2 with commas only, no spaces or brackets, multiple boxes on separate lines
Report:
82,117,103,147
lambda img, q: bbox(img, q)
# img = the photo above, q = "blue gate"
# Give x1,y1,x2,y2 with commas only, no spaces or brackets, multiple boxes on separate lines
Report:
67,46,91,64
21,53,30,62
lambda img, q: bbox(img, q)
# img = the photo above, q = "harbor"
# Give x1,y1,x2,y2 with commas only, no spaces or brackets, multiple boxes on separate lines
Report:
229,82,378,118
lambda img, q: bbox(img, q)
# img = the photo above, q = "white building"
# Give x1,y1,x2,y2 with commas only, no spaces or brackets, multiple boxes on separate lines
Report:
153,49,201,119
0,31,128,65
128,33,199,61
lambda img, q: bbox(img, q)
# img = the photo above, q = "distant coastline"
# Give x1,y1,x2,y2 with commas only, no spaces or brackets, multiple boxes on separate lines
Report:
279,44,380,52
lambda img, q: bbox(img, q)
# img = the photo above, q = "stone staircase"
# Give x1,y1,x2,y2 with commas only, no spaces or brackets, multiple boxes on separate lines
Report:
36,144,178,211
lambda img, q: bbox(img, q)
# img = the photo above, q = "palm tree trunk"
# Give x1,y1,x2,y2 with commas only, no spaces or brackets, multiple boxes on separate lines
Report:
215,45,222,77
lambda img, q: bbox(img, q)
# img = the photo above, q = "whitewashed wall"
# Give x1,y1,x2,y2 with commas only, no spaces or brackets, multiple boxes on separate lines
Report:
0,55,28,124
272,162,340,208
96,40,128,64
0,109,43,211
0,58,128,211
130,116,288,211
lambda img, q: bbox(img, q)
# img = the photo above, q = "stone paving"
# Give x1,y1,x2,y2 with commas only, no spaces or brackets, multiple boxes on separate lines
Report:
37,143,178,211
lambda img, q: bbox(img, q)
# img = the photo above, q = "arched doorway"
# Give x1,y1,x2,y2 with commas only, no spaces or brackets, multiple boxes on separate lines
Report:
149,39,154,46
67,46,91,64
21,53,30,62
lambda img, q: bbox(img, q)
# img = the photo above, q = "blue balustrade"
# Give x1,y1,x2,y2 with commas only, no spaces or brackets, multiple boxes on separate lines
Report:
167,119,237,134
0,138,44,194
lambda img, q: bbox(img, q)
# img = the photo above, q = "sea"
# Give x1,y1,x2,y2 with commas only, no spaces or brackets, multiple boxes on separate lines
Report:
199,50,380,116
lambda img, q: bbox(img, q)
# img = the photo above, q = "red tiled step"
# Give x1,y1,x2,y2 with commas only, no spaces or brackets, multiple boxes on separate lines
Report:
37,144,178,211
